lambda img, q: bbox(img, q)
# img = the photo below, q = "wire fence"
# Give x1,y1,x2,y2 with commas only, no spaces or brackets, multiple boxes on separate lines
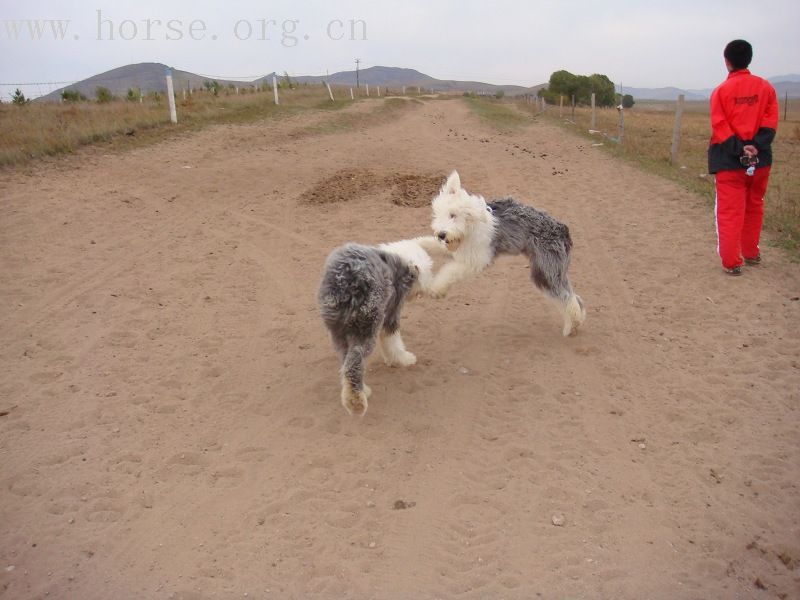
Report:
0,61,441,102
0,72,272,102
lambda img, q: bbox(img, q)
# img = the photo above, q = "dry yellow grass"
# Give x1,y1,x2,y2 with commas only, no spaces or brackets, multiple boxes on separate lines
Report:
533,99,800,254
0,85,355,166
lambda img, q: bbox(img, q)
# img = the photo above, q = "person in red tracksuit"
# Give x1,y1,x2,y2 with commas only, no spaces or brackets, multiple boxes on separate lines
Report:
708,39,778,276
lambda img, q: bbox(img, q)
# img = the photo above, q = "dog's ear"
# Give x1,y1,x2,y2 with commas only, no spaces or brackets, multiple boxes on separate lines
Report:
464,197,490,223
443,170,461,195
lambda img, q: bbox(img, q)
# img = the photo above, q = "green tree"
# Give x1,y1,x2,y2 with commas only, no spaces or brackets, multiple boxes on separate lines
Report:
125,87,141,102
494,89,505,99
95,86,115,103
622,94,635,109
587,74,615,107
542,70,617,107
11,88,27,104
61,89,87,102
203,80,221,96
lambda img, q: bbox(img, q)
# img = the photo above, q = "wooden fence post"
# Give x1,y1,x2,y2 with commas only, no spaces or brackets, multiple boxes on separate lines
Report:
377,86,381,97
165,69,177,123
784,91,788,121
350,88,354,100
617,106,625,143
366,83,370,96
559,95,563,117
325,82,334,101
273,75,279,105
670,94,685,165
571,95,575,120
590,93,596,130
402,85,406,95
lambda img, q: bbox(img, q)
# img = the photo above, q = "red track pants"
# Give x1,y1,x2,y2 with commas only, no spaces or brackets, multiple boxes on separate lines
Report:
715,166,770,269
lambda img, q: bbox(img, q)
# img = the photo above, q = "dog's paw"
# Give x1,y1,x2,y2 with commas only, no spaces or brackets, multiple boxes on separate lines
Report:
562,295,586,337
385,351,417,368
426,286,448,299
341,386,368,416
562,318,583,337
395,351,417,367
342,391,368,416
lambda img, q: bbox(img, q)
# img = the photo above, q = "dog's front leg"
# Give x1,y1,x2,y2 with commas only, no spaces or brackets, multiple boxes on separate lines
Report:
413,236,451,257
427,260,474,298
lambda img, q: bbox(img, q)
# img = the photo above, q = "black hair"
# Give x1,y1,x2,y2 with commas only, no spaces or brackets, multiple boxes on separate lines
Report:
724,39,752,70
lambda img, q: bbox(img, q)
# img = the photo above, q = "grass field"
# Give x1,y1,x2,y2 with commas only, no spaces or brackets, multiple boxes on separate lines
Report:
524,98,800,255
463,95,530,130
0,85,356,166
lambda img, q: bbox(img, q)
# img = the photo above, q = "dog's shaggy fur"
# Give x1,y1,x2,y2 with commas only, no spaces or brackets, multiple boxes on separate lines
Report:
318,238,435,415
426,171,586,336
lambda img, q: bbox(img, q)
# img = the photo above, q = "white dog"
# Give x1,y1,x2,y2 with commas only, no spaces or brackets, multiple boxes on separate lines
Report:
423,171,586,337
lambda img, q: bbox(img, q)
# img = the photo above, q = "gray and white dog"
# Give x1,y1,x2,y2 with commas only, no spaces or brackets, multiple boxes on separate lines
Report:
426,171,586,336
318,239,435,415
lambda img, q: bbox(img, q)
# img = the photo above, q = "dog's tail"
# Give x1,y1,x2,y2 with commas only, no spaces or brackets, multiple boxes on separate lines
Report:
563,294,586,337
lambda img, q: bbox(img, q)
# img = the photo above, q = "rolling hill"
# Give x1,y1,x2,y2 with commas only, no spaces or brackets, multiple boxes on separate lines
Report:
39,63,538,102
39,63,800,103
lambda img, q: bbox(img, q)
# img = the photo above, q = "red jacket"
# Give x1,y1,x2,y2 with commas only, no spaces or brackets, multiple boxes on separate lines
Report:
708,69,778,173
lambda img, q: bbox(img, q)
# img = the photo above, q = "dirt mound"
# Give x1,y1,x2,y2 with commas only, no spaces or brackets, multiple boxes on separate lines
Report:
388,173,444,207
298,168,382,205
300,169,444,207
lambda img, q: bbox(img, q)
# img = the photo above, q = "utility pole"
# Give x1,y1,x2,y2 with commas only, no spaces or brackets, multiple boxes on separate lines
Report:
355,58,361,92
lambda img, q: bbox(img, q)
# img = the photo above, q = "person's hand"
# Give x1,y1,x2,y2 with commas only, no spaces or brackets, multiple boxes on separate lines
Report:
743,144,758,157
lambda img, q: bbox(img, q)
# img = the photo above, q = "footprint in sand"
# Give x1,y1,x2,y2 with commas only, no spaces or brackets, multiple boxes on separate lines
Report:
84,498,125,523
208,467,244,488
234,446,271,463
28,371,63,384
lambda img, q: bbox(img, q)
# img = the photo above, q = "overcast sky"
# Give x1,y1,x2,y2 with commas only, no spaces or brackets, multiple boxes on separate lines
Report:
2,0,798,97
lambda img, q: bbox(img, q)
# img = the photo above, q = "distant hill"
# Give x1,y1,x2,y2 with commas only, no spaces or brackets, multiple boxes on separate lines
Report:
38,64,800,103
39,62,269,101
773,80,800,98
623,74,800,101
40,63,540,102
620,86,709,102
769,74,800,84
288,66,541,96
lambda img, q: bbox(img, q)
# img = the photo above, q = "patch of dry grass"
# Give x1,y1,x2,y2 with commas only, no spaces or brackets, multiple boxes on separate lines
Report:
0,86,352,166
465,96,530,131
298,96,422,137
536,99,800,255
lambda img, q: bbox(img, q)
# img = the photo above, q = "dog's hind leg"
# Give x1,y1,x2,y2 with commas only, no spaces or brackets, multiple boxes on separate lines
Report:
529,248,586,337
379,329,417,367
341,341,374,416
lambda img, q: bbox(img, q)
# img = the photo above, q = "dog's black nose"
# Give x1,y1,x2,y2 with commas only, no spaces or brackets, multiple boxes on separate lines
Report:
437,231,447,241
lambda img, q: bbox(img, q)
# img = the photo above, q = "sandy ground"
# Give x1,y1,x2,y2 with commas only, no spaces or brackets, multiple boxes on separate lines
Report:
1,97,798,600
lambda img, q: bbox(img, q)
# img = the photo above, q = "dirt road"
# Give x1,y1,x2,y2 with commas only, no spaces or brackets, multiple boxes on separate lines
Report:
1,98,798,599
